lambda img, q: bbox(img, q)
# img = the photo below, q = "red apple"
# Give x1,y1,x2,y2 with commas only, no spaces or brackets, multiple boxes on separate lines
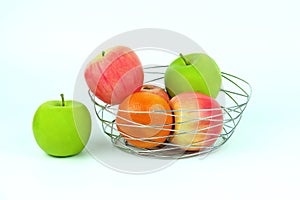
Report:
169,92,223,151
140,84,170,102
84,46,144,105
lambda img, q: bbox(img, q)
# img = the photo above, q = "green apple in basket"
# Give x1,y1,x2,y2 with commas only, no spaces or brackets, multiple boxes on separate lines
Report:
164,53,222,98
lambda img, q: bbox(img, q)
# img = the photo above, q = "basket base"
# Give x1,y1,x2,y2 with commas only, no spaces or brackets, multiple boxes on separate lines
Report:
111,136,224,159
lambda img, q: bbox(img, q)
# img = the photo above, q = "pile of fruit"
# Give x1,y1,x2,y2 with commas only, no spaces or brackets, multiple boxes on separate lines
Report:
85,46,224,152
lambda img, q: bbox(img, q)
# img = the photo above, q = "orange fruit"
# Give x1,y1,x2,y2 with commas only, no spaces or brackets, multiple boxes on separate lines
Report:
116,92,173,148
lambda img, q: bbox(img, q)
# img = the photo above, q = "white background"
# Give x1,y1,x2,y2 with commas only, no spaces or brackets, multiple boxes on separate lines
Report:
1,0,299,199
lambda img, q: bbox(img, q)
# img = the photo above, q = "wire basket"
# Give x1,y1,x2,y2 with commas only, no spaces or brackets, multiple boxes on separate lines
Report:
89,65,251,159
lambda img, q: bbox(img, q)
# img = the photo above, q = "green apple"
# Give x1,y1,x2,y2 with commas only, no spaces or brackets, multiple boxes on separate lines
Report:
32,94,91,157
164,53,222,98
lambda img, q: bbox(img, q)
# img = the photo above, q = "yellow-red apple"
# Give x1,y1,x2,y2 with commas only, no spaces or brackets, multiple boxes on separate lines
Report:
169,92,223,151
84,46,144,105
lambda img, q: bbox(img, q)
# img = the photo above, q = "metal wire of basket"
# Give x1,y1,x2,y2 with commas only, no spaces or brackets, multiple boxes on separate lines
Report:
89,65,251,159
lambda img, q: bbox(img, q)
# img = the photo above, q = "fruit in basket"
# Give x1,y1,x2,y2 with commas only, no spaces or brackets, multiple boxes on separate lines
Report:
32,94,91,157
116,92,173,149
164,53,222,98
169,92,223,151
84,46,144,105
140,84,170,102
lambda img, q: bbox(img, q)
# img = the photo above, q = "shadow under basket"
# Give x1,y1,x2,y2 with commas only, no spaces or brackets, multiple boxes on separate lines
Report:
89,65,252,159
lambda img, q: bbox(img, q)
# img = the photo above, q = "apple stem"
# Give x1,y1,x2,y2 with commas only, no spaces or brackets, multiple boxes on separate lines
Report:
60,94,65,106
102,51,105,57
179,53,191,65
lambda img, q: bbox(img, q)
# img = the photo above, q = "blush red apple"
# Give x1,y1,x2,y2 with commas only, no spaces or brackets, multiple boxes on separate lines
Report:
84,46,144,105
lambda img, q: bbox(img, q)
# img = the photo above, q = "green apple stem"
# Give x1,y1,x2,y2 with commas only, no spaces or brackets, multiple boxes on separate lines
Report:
102,51,105,57
179,53,191,65
60,94,65,106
